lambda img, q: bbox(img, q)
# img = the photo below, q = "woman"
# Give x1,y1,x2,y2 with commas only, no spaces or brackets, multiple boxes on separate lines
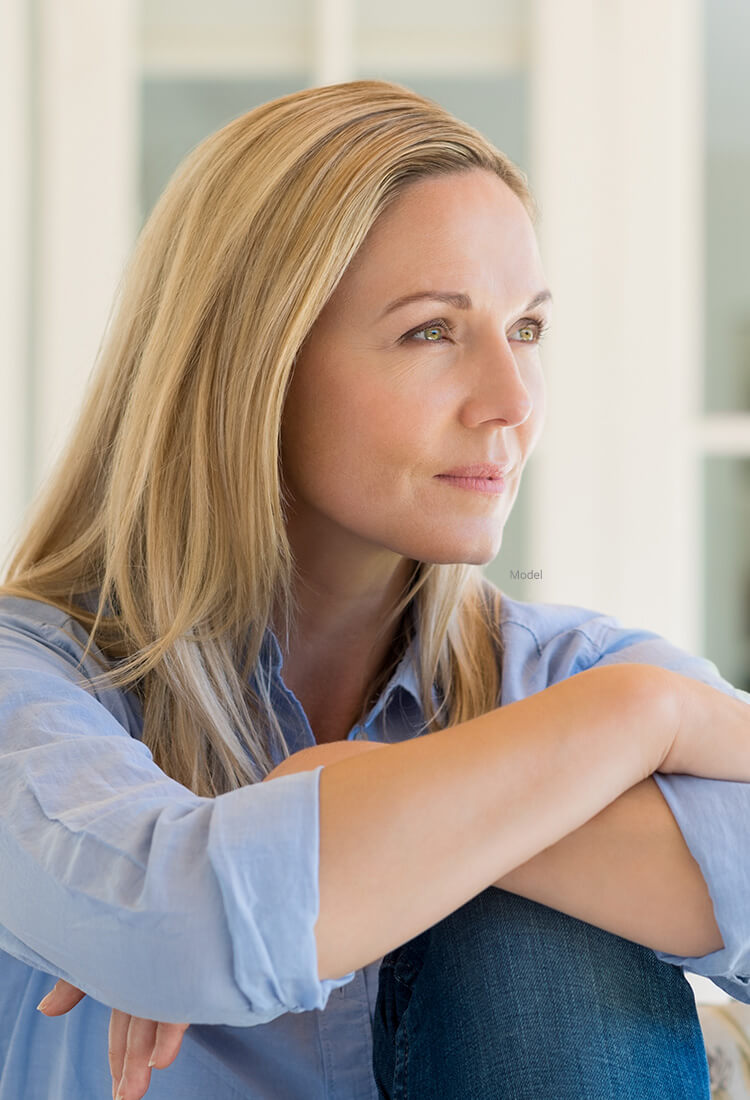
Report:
1,79,749,1100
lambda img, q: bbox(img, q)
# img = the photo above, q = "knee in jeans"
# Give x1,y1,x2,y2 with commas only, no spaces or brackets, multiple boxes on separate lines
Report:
423,886,694,1005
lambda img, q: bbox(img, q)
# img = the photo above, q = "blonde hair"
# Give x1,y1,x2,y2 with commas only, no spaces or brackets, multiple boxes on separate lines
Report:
1,79,537,797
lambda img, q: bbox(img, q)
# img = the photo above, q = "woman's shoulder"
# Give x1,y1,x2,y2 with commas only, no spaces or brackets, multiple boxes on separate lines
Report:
0,592,97,655
495,590,736,702
496,591,623,656
0,591,143,732
0,592,83,649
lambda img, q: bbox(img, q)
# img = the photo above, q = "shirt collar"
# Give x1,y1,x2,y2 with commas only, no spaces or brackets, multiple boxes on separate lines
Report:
78,589,430,735
257,623,425,728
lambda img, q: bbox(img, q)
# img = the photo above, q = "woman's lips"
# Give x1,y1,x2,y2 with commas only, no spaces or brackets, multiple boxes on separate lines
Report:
435,474,506,494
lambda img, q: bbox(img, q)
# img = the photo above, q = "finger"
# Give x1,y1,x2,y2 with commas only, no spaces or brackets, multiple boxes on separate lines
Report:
36,979,87,1015
149,1021,190,1069
108,1008,133,1098
117,1015,159,1100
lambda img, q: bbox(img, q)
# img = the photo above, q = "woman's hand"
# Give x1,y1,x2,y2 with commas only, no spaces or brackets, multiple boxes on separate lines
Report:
107,1010,189,1100
37,978,189,1100
36,737,388,1100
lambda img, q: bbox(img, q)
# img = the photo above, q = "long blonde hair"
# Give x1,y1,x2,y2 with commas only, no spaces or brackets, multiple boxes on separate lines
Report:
1,79,537,796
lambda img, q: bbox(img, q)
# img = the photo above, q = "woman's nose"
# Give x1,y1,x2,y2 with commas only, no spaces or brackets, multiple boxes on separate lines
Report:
464,343,535,428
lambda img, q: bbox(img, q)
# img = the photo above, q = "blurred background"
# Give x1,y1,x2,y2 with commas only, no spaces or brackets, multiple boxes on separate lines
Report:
1,0,749,692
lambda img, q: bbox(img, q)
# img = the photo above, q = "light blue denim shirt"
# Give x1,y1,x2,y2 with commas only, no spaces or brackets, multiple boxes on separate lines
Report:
0,590,749,1099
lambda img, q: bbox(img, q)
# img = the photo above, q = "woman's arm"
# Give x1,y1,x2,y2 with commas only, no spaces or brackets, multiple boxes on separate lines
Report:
2,606,400,1023
37,664,675,1100
267,671,750,968
492,776,724,957
491,669,750,974
44,665,741,1100
261,726,730,963
314,662,674,980
45,740,394,1100
302,668,750,975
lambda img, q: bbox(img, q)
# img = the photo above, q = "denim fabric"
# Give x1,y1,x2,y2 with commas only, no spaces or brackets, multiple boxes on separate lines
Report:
373,887,710,1099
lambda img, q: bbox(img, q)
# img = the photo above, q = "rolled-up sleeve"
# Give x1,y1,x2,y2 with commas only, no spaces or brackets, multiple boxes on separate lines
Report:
587,617,750,1003
0,611,355,1025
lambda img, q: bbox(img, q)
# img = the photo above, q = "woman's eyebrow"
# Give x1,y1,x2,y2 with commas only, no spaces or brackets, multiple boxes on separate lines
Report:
377,288,553,320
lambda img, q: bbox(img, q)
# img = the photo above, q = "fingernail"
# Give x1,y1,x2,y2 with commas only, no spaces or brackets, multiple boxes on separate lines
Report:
36,992,54,1013
147,1053,156,1067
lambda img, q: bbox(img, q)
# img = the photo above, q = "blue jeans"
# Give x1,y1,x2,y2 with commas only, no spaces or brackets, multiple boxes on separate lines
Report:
372,887,710,1099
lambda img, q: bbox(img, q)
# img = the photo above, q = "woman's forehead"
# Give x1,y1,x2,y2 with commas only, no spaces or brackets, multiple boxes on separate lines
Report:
334,183,544,314
355,171,534,257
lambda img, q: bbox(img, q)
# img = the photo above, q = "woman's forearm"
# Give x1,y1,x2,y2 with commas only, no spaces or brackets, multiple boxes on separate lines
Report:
501,672,750,961
492,775,724,958
314,663,674,980
659,670,750,780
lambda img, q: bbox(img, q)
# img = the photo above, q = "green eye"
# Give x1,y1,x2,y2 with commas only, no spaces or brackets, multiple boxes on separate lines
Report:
403,315,550,346
406,319,452,343
513,317,550,345
422,324,446,341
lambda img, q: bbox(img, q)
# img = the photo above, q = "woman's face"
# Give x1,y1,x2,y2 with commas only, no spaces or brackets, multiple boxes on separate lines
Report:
280,168,551,569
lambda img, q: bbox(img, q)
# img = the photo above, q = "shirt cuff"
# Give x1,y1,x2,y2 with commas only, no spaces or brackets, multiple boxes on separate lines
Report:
651,769,750,1004
207,764,356,1023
